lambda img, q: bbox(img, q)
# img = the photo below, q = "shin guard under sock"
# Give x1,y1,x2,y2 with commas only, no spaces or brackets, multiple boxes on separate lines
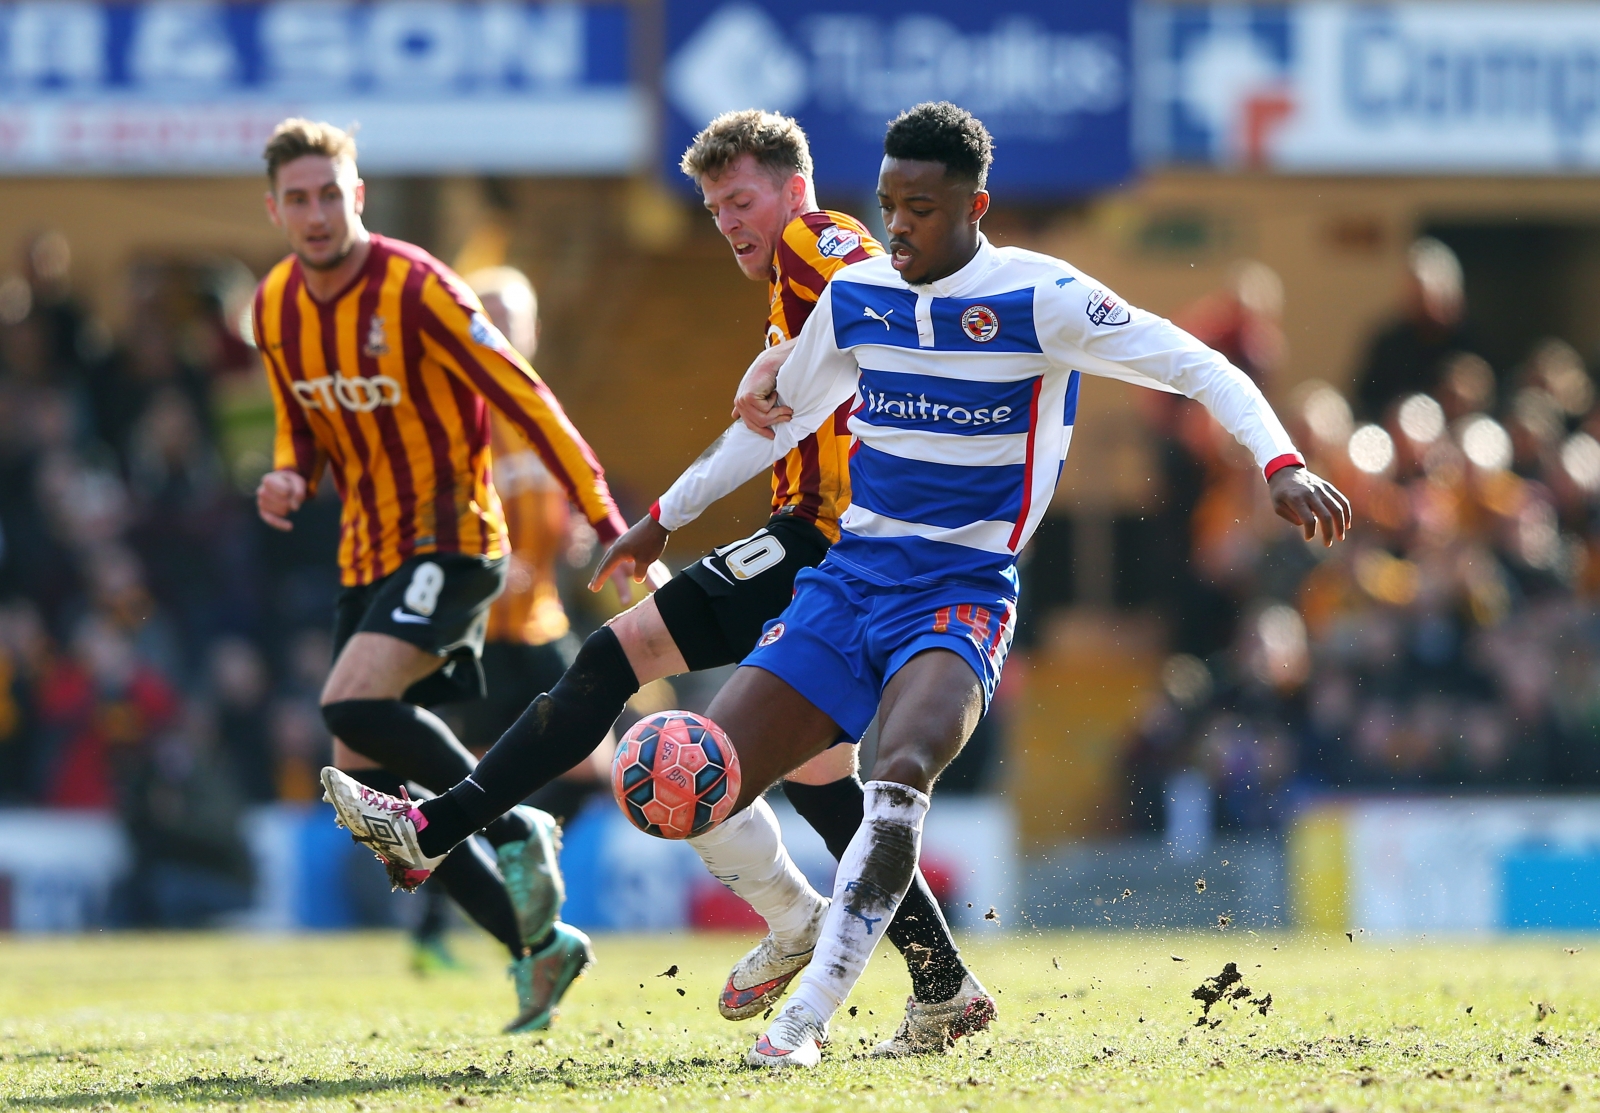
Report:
784,775,968,1003
687,798,825,950
417,626,639,858
343,769,523,960
787,781,929,1024
322,699,532,848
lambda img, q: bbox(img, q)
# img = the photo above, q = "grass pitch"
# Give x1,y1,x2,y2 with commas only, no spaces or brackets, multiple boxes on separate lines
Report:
2,929,1598,1111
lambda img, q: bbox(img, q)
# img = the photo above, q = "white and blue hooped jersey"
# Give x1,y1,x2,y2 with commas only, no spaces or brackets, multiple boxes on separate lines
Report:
656,236,1301,599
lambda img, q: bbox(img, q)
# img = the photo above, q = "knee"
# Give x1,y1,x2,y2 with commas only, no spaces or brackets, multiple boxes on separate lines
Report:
321,698,391,750
870,750,941,795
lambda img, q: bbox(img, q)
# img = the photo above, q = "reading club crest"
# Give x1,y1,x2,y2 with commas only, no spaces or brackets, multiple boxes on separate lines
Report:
960,304,1000,343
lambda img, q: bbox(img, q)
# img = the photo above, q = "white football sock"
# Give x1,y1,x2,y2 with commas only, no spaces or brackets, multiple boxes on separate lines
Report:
689,796,824,949
787,780,930,1024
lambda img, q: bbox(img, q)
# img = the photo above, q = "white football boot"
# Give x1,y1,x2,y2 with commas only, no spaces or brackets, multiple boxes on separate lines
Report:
718,899,828,1020
871,973,998,1057
745,1000,828,1069
320,767,446,891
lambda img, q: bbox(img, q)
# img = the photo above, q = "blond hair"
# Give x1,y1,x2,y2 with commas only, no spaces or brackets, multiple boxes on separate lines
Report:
679,109,812,187
263,118,358,185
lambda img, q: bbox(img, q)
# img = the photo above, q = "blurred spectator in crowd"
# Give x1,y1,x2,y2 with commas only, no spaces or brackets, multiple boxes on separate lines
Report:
1354,237,1477,419
118,698,255,927
0,231,336,832
1126,311,1600,835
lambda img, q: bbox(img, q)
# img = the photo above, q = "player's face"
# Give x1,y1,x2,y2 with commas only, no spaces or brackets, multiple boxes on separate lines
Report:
265,156,365,272
877,157,990,286
700,156,805,281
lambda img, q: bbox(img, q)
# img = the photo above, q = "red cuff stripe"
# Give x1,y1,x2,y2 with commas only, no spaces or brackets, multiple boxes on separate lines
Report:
1263,453,1305,480
649,500,662,523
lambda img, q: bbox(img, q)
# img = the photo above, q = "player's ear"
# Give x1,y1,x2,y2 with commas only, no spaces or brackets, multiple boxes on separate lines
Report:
352,178,366,216
264,188,282,227
969,190,990,224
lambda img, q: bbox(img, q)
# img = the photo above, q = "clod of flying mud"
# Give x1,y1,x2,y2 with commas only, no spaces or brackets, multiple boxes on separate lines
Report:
1534,1000,1557,1021
1172,955,1186,962
848,1006,858,1017
1566,947,1583,955
676,988,685,997
1195,878,1207,894
1052,957,1061,970
1191,963,1271,1023
1192,963,1244,1019
1346,932,1354,942
1217,913,1231,930
658,965,679,978
984,907,1000,923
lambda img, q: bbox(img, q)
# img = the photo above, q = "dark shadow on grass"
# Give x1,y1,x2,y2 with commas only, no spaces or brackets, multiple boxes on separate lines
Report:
4,1053,739,1108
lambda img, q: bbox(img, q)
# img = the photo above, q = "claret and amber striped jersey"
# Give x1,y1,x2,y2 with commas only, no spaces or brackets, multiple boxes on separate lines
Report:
255,234,626,587
765,210,882,542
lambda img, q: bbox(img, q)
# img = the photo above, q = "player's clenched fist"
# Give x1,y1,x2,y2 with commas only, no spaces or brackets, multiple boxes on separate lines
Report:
1268,466,1352,547
256,468,307,531
731,339,795,440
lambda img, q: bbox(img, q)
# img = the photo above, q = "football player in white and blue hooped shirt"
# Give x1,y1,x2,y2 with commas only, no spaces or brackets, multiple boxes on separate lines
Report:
644,103,1351,1069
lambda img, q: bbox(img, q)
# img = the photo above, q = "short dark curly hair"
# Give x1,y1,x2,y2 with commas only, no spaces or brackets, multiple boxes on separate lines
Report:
883,102,993,188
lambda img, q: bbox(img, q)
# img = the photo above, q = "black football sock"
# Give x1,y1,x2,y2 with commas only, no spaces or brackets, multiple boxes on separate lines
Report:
417,626,640,859
343,768,522,961
322,698,532,848
414,887,450,946
783,773,969,1003
429,836,526,962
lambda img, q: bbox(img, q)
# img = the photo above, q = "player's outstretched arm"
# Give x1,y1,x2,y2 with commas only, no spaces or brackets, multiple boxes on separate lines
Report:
656,288,859,533
1044,271,1353,546
1268,465,1351,546
588,516,672,592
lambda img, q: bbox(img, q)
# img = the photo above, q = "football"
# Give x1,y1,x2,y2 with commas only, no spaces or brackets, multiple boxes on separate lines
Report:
611,711,741,839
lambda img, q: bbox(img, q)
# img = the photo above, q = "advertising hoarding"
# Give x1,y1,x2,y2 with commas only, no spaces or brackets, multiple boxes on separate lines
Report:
664,0,1134,196
1140,2,1600,173
0,1,644,174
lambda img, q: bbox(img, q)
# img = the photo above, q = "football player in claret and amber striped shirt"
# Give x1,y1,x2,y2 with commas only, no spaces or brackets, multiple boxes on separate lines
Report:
254,118,625,1032
318,110,987,1046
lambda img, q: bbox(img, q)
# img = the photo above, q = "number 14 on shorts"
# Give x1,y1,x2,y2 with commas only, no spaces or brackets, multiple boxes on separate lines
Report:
933,603,1014,667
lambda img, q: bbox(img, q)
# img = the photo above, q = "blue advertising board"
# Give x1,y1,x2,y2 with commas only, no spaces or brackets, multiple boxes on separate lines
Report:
663,0,1134,197
0,1,644,174
1136,2,1600,173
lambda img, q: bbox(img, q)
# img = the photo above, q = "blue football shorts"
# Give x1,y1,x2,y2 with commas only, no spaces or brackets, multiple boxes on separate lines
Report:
741,560,1017,742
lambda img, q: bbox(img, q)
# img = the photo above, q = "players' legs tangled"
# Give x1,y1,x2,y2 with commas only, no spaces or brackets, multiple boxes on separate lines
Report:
784,650,981,1015
703,650,992,1067
321,633,532,849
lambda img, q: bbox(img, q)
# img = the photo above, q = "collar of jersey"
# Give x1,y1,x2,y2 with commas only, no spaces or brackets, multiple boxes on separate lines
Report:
904,234,998,300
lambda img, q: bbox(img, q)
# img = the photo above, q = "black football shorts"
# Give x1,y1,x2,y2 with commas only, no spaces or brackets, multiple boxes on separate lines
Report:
653,513,831,673
332,552,507,705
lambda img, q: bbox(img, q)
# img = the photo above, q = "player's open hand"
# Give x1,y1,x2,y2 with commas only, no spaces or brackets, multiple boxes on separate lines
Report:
256,469,307,531
732,340,795,440
590,515,672,601
1269,466,1352,547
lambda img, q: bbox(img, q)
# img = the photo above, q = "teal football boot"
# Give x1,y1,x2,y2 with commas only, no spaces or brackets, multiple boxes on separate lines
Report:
496,805,565,948
506,922,595,1033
